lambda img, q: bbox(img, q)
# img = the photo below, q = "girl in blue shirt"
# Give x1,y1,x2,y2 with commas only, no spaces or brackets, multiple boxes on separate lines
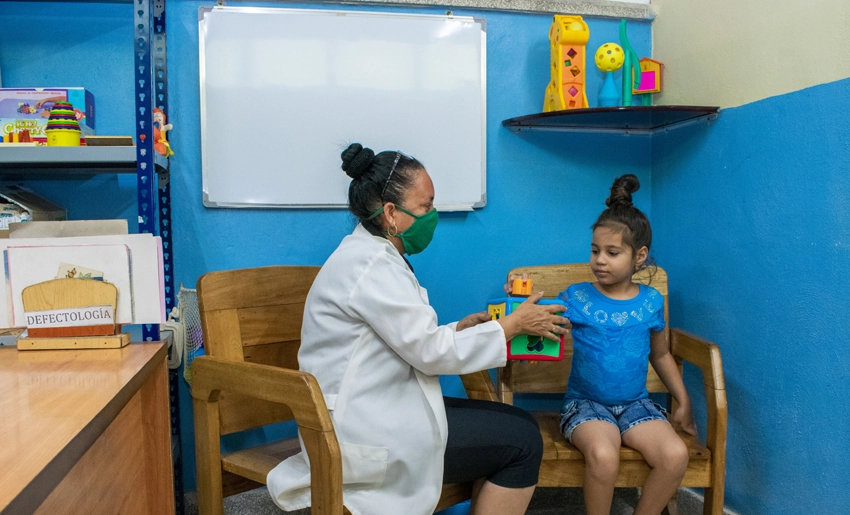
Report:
557,174,697,515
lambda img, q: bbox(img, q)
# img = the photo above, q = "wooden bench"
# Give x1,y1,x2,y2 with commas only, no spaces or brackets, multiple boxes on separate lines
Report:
478,264,727,515
190,266,478,515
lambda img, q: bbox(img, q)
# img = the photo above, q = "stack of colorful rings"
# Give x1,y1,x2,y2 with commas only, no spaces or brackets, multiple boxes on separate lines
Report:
45,102,81,146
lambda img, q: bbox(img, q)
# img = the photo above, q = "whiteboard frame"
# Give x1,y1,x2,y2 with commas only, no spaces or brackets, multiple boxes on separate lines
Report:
198,6,487,211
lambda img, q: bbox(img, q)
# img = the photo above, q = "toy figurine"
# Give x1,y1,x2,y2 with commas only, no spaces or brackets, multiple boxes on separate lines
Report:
487,277,567,361
153,107,174,157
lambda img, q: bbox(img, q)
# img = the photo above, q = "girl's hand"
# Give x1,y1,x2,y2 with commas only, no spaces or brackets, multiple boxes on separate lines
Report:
456,311,493,332
503,273,528,294
499,292,569,342
672,402,698,437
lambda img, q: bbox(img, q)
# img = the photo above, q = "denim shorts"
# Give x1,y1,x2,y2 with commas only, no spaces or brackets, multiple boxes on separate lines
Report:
559,397,668,443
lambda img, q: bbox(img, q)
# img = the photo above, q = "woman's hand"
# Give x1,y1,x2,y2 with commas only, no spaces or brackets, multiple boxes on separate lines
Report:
456,311,493,332
498,292,568,342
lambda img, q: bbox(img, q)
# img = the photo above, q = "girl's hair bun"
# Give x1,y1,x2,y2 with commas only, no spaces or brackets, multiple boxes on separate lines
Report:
341,143,375,180
606,174,640,208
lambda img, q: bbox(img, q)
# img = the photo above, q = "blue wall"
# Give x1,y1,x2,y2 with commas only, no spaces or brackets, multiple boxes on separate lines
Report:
0,0,653,495
651,78,850,514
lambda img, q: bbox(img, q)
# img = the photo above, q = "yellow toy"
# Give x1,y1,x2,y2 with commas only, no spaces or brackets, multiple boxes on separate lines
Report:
543,15,590,112
595,43,624,72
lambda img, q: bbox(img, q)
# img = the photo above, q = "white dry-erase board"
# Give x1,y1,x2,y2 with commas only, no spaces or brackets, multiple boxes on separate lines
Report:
199,6,487,210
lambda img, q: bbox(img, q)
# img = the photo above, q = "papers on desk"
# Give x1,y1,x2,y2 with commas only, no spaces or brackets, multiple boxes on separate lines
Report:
0,234,165,328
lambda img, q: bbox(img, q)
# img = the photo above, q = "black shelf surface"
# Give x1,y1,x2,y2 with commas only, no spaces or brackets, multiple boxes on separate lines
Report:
502,105,720,135
0,145,168,176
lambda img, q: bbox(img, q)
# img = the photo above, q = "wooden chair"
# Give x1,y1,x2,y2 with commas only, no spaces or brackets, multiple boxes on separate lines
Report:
190,266,490,515
498,264,727,515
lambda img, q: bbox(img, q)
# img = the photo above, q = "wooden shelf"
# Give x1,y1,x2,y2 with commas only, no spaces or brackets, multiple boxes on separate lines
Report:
0,145,168,176
502,105,720,135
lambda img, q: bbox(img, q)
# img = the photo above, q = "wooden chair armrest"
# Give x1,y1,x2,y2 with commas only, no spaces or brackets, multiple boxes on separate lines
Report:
671,328,725,391
459,370,498,402
190,355,332,433
670,328,727,482
191,356,345,515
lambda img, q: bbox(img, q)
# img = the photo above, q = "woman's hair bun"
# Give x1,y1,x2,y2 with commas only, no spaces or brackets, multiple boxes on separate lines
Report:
341,143,375,180
606,174,640,208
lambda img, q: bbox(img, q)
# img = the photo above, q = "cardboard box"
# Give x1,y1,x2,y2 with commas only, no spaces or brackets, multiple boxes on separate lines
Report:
0,88,95,142
0,186,66,232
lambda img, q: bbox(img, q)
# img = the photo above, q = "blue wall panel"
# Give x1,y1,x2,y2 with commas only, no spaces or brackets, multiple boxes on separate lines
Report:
651,78,850,515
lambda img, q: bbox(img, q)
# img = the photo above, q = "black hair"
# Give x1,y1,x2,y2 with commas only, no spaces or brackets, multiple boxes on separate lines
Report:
341,143,425,237
592,174,654,271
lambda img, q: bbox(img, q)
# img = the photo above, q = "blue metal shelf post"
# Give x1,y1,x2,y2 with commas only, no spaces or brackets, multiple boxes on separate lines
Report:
135,1,182,513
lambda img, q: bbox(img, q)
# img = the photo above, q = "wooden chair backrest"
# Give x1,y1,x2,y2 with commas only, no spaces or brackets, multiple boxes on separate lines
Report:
197,265,321,435
501,264,670,400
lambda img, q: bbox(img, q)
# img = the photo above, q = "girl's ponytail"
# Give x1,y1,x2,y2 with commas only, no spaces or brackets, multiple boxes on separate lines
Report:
605,174,640,208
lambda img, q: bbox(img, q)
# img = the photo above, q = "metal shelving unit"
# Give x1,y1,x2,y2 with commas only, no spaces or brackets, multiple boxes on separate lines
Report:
135,1,182,513
0,146,168,175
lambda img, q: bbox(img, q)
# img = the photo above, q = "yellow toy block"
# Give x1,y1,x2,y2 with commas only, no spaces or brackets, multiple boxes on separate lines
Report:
488,302,507,320
543,15,590,112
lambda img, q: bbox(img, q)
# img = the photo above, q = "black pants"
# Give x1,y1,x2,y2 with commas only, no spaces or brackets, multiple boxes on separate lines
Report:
442,396,543,488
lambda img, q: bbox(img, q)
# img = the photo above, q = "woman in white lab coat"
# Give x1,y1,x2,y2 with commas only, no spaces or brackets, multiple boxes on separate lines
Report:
267,144,567,515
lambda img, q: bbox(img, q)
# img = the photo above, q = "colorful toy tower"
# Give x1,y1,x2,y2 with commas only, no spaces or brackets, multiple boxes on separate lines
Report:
543,15,590,112
44,102,81,146
487,277,567,361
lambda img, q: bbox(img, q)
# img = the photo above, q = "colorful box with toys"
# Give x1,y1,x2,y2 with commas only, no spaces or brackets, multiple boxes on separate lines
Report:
0,88,95,143
487,277,568,361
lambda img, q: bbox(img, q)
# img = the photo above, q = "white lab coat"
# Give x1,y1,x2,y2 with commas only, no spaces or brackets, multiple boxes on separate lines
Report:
267,225,507,515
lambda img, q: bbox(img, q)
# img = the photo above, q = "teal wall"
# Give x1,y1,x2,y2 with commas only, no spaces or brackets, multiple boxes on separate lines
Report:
651,78,850,514
2,0,657,501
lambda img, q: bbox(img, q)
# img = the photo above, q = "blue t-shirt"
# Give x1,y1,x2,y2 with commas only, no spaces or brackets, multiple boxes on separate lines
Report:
557,282,665,406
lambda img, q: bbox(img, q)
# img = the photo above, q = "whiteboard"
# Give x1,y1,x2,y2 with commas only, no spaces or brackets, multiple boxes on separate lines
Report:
199,6,486,210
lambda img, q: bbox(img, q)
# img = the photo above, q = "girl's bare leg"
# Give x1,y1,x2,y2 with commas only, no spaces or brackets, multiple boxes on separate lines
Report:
571,421,622,515
622,420,689,515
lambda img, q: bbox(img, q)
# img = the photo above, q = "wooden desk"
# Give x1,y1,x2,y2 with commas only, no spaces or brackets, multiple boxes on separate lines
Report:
0,342,175,514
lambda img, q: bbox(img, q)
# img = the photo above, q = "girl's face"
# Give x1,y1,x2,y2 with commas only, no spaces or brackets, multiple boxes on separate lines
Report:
590,226,647,287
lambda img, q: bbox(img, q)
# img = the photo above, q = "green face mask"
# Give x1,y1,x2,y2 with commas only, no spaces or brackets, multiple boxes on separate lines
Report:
368,205,439,255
